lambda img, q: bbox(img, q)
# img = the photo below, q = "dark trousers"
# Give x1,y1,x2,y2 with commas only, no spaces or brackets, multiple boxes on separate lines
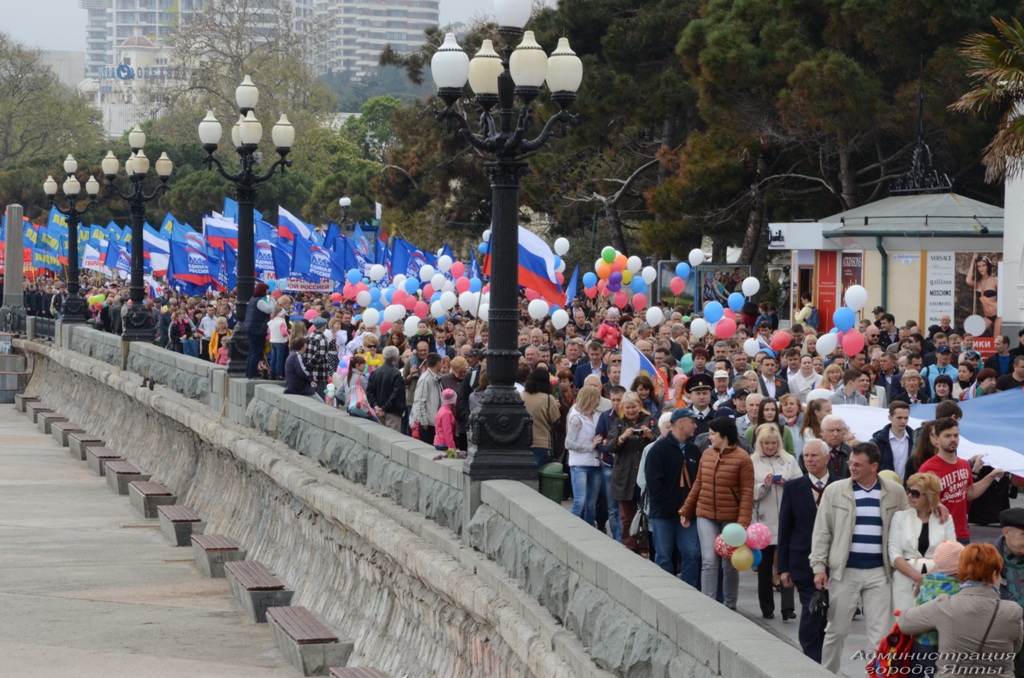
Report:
200,339,211,361
245,333,265,379
789,549,826,663
756,545,794,616
419,424,436,446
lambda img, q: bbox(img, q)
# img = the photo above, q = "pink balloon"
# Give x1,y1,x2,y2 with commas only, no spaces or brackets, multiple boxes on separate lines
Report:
770,331,791,352
413,300,428,317
356,282,369,293
670,277,685,295
714,317,737,339
723,308,736,320
745,523,772,550
403,297,418,311
455,277,471,293
450,262,466,278
525,288,540,301
613,290,628,309
342,283,355,299
842,331,866,356
597,280,608,295
379,321,392,334
304,309,318,321
423,284,435,299
392,290,407,305
632,293,647,311
584,287,597,298
556,272,564,285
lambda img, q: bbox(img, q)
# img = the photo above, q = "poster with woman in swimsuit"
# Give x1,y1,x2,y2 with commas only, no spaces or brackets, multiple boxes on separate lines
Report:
957,252,1001,339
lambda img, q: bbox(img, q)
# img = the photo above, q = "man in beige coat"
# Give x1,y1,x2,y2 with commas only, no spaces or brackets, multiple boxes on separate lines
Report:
810,442,908,674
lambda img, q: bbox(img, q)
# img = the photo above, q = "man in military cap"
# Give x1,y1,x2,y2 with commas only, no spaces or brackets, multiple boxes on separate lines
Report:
686,372,715,437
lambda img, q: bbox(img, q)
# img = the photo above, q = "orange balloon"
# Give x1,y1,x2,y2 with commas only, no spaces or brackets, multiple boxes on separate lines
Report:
596,262,612,279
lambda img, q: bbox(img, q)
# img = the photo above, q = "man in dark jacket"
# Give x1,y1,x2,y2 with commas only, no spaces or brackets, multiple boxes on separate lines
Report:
283,337,316,398
872,401,915,481
644,408,702,588
367,345,406,432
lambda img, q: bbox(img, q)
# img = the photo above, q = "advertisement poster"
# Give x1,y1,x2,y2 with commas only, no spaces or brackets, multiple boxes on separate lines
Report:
840,252,863,302
816,251,838,333
697,265,751,309
924,252,956,330
655,260,696,310
956,252,1001,354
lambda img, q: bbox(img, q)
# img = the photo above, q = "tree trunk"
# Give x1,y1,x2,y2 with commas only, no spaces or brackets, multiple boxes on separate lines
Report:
605,204,628,254
738,158,767,268
839,140,858,209
711,234,728,263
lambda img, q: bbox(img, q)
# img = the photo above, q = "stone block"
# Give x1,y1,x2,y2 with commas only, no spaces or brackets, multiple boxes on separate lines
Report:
51,421,85,447
68,433,104,461
37,411,67,435
26,402,52,423
266,607,353,676
127,481,177,519
86,447,123,475
192,535,246,578
225,564,294,623
157,507,205,546
13,393,37,413
105,463,150,495
480,481,512,519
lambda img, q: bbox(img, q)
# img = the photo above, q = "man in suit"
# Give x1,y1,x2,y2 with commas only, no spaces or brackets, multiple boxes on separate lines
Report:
871,401,915,481
818,414,852,479
573,340,608,389
757,354,790,399
779,440,836,663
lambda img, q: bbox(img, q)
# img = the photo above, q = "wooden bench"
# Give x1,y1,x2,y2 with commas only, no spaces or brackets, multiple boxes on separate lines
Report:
191,534,246,578
51,421,85,447
25,401,53,424
266,606,353,676
36,411,67,435
224,560,294,623
14,393,38,413
157,505,205,546
68,432,105,461
330,668,389,678
85,446,123,476
105,460,150,495
127,481,177,518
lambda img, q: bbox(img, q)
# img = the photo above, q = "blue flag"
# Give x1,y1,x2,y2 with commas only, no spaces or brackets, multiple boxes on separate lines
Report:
469,247,481,280
224,244,238,291
565,265,579,306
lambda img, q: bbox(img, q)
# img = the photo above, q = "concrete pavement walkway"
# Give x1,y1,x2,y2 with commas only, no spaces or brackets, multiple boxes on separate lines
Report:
0,403,295,678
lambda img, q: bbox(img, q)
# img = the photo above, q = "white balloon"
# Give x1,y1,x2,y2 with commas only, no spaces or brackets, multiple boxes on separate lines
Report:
430,301,446,319
741,276,760,297
384,304,405,324
554,237,570,256
844,284,868,312
440,290,457,310
690,318,709,339
815,333,838,357
392,273,406,288
442,279,456,292
556,259,566,273
743,338,760,357
963,314,987,336
806,388,834,404
369,264,386,281
482,228,491,243
362,308,380,327
404,315,421,336
645,306,664,327
459,291,477,311
355,290,371,307
528,298,549,320
437,255,453,273
477,303,489,321
642,266,657,284
627,256,642,274
688,248,705,267
431,273,446,290
418,264,435,283
550,309,569,329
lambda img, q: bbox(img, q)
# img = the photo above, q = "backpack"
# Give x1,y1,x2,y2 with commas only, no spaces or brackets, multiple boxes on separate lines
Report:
865,618,914,676
806,306,821,331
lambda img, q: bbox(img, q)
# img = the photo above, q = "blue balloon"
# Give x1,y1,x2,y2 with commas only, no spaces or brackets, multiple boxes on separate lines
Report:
727,292,745,313
675,262,691,278
430,291,442,303
830,327,839,334
404,278,419,294
583,272,598,288
370,288,381,302
553,254,562,270
352,314,362,322
383,288,394,303
630,277,647,294
751,549,762,568
704,301,724,324
265,279,276,292
346,269,361,284
469,278,482,293
479,242,489,254
833,306,856,332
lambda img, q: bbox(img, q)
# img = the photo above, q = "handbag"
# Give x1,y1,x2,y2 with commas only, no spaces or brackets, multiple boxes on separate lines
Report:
866,617,914,676
630,490,650,540
347,382,378,422
809,589,829,620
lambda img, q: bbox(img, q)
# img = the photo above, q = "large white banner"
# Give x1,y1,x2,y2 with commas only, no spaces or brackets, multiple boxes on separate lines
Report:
925,251,955,329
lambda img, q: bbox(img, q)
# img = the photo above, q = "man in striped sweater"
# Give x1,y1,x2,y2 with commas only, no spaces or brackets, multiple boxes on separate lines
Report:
809,442,908,673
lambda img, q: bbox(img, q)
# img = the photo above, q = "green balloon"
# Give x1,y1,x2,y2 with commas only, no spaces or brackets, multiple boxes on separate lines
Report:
682,316,691,323
722,522,748,548
679,354,694,372
601,246,616,264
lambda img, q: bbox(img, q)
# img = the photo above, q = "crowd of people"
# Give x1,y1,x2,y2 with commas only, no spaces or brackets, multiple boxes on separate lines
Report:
32,273,1024,675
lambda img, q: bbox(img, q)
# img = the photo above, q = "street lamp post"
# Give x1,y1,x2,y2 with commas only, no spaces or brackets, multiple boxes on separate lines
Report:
338,196,351,225
101,127,174,342
43,155,101,323
430,4,582,480
198,75,295,377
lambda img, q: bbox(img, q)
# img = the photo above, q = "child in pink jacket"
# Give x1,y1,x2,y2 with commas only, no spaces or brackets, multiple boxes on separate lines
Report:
595,307,622,348
434,389,458,451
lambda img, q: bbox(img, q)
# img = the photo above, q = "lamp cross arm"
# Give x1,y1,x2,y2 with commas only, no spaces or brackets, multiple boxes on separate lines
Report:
203,153,245,184
436,106,500,153
520,110,579,154
251,155,292,184
49,196,100,219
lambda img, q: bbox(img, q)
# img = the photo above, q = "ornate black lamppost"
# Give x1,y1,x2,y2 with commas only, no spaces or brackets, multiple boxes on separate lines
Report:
430,3,582,480
42,155,100,323
198,75,295,376
100,127,174,342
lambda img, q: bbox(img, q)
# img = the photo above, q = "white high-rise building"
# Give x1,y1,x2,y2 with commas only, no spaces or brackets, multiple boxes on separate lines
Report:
314,0,439,77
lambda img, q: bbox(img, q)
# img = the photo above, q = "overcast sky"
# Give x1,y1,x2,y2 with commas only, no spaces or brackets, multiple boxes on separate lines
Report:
5,0,489,53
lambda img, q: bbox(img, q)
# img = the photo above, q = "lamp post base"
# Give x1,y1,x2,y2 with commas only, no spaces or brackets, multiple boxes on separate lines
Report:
121,304,154,343
0,306,26,335
464,385,537,481
61,296,89,324
225,332,249,377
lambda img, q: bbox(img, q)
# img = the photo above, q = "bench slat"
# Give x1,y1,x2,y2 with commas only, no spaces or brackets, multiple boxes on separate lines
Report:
104,461,142,475
129,481,171,496
192,534,238,551
330,669,389,678
88,447,123,458
224,560,285,591
157,505,201,522
68,433,104,443
267,606,338,644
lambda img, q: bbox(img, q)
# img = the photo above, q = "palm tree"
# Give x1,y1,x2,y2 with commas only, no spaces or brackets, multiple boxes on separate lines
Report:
951,17,1024,182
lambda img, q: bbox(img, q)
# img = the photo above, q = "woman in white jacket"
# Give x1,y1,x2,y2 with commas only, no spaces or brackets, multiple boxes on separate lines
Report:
888,472,956,614
564,385,602,526
267,295,292,379
751,424,801,620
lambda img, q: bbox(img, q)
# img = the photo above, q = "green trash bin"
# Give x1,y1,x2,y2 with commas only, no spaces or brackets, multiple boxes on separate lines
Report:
538,462,568,503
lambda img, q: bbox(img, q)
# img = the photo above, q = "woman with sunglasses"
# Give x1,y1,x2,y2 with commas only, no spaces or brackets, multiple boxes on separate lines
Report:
888,473,956,613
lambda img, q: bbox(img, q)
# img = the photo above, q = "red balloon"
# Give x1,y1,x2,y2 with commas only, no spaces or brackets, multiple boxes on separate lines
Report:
450,261,465,278
403,296,418,311
597,279,608,294
455,277,471,293
632,293,647,311
524,288,540,301
413,300,428,317
670,277,685,295
330,292,343,302
723,308,736,320
715,317,737,339
614,290,628,309
423,284,435,299
342,283,355,299
392,290,407,305
584,287,598,299
842,331,866,356
356,282,369,293
556,272,564,285
769,331,791,352
379,321,392,334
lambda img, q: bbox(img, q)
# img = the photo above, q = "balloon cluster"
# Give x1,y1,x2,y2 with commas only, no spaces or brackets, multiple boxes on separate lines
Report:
581,245,658,320
816,284,868,358
717,522,773,570
87,293,107,310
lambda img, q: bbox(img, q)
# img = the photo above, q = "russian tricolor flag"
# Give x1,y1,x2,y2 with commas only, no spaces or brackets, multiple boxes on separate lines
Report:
277,206,312,242
484,226,563,306
203,213,238,250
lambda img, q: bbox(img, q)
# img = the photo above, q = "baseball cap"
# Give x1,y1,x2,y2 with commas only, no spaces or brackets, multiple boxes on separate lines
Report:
964,349,981,361
872,306,885,314
670,408,697,422
936,345,951,354
714,407,737,420
731,388,750,399
713,370,730,380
